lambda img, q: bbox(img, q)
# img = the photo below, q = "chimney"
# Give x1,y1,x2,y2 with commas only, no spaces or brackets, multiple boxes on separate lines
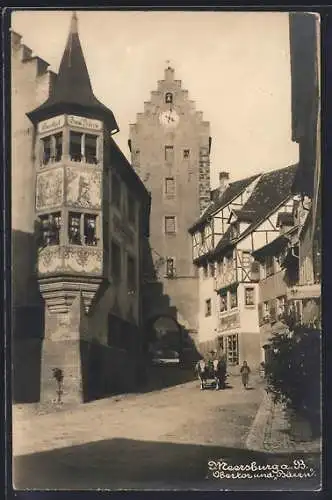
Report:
219,172,230,193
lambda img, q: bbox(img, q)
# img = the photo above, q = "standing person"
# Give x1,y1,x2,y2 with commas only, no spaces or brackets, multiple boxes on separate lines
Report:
240,360,251,389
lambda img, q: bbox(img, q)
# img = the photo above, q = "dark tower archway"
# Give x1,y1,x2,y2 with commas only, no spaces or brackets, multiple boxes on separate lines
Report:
144,314,183,364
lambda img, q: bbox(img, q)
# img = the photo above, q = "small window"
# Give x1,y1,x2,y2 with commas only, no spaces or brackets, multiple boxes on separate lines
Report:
277,296,286,317
227,334,239,365
68,212,81,245
84,214,97,246
166,257,175,278
127,255,136,292
183,149,190,159
263,301,270,319
165,177,175,196
165,92,173,104
165,145,174,163
41,136,52,165
230,289,238,309
245,287,255,306
111,241,121,283
220,291,227,312
85,134,98,164
164,216,176,234
112,174,121,208
54,133,63,162
205,299,212,317
128,192,136,224
69,131,83,162
39,212,61,246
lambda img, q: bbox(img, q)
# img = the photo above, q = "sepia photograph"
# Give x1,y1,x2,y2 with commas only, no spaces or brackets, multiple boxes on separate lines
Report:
10,9,321,490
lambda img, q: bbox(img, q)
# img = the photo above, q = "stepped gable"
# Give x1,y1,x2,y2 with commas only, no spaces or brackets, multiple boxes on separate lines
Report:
27,12,119,133
189,173,261,234
211,163,299,257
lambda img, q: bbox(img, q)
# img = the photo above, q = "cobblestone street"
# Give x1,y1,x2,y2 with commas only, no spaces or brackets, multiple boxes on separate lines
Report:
12,373,320,490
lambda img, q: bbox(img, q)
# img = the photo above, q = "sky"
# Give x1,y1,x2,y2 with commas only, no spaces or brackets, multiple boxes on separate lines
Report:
11,10,299,188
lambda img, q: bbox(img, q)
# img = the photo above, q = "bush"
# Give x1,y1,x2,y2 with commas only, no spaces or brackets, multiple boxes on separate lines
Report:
264,326,321,436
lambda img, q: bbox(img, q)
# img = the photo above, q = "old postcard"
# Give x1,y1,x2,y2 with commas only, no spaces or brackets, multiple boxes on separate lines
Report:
10,9,321,491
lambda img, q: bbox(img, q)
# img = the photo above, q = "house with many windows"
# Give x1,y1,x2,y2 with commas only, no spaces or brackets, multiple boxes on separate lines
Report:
189,164,299,369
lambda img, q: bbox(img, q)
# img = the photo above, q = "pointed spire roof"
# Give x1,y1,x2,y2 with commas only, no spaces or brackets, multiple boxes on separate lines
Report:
27,12,119,133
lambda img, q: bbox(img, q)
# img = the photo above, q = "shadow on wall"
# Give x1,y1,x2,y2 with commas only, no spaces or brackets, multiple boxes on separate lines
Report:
12,229,45,403
13,437,321,490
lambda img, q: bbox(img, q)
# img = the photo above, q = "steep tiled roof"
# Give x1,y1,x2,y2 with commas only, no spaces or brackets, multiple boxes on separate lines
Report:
252,226,299,260
277,212,294,227
211,164,299,257
27,12,119,133
188,173,260,233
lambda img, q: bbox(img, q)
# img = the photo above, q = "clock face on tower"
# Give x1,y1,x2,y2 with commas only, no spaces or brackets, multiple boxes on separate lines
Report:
159,109,180,128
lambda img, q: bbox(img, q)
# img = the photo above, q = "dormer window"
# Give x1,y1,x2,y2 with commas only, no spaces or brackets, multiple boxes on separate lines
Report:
165,92,173,104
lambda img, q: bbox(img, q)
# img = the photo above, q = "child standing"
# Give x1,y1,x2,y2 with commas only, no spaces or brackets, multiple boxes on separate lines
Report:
240,360,251,389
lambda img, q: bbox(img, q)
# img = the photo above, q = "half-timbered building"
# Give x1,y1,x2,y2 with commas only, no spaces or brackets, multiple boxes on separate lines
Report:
189,164,299,369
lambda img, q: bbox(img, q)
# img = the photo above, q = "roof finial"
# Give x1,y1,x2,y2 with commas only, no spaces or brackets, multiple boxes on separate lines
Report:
166,59,171,69
70,10,78,34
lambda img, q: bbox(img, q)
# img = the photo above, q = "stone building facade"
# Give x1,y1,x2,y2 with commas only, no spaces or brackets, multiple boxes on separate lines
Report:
12,13,150,404
129,67,211,339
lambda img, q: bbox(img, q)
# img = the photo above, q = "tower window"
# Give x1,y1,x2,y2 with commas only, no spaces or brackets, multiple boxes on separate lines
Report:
164,216,176,234
112,174,122,208
85,134,98,164
165,177,175,196
165,145,174,163
39,212,61,246
166,257,175,278
69,132,98,163
68,212,82,245
84,214,97,246
54,133,62,162
41,136,51,165
165,92,173,104
69,132,83,162
183,149,190,159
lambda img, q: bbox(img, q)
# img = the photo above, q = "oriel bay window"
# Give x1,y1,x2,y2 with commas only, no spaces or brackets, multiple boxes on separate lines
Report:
68,212,98,246
69,131,99,164
40,133,63,166
39,212,61,246
84,214,97,246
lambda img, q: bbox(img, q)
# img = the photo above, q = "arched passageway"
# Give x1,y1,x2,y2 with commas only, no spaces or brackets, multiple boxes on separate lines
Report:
144,315,183,364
